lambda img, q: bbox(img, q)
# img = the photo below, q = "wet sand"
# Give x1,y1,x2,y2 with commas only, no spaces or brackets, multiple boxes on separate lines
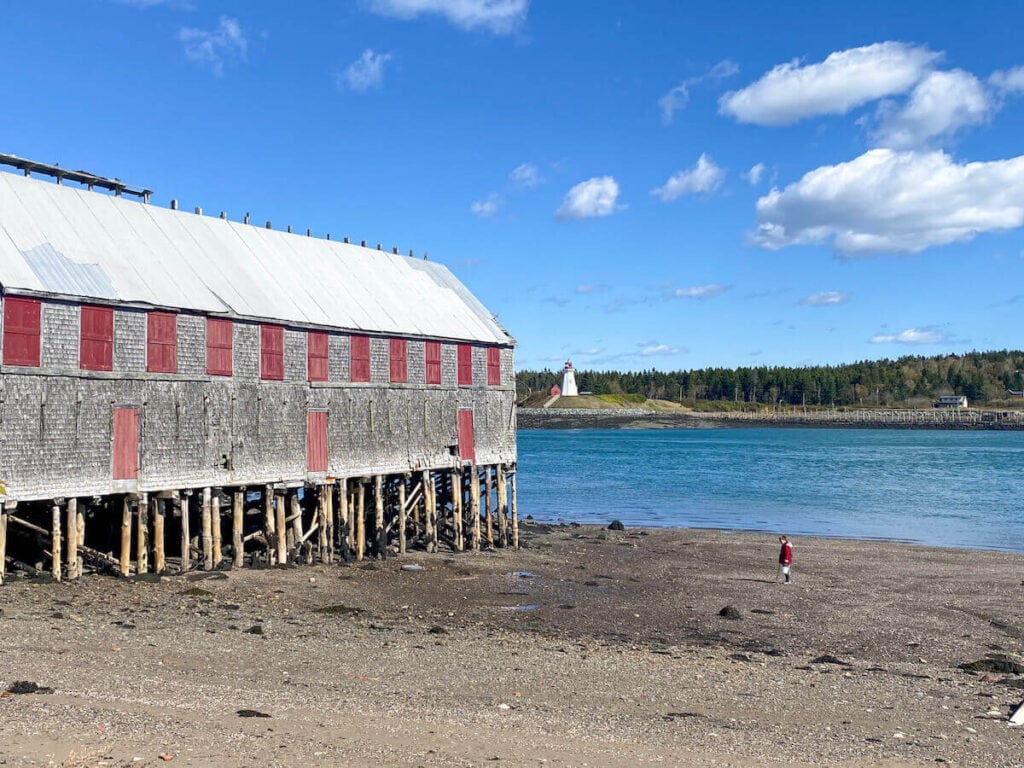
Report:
1,523,1022,767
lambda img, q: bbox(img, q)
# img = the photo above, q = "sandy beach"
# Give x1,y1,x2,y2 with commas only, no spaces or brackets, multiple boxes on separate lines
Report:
1,523,1023,767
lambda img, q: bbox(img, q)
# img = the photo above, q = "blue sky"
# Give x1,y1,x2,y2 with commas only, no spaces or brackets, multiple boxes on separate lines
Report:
3,1,1024,371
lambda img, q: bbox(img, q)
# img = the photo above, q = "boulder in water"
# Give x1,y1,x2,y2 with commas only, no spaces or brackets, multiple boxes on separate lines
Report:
607,519,625,531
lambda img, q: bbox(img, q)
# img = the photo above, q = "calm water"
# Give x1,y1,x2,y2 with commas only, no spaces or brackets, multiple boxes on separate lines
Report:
517,428,1024,553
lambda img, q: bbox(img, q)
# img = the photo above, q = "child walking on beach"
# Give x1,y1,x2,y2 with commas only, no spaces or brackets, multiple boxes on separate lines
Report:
778,535,793,584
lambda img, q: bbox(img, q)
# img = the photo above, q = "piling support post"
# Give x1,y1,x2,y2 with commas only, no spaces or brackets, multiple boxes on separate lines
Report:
0,501,11,585
510,469,519,550
177,492,189,573
51,501,62,582
66,498,79,580
497,467,508,548
470,466,481,552
263,485,275,565
374,475,385,559
337,479,350,561
324,483,334,563
153,497,166,574
201,487,213,570
484,467,494,549
211,490,222,568
232,489,244,568
136,492,148,574
120,496,132,577
289,492,303,555
453,469,464,552
398,475,407,555
275,490,287,565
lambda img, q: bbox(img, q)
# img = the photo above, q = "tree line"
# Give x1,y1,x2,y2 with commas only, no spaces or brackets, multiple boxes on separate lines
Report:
517,350,1024,407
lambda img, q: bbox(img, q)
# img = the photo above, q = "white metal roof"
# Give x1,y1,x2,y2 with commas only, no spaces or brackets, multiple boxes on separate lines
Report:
0,170,513,345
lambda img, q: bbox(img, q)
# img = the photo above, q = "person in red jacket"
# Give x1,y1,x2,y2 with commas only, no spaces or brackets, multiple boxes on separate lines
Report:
778,535,793,584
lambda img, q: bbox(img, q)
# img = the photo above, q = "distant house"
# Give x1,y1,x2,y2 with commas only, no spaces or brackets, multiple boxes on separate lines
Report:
934,395,968,408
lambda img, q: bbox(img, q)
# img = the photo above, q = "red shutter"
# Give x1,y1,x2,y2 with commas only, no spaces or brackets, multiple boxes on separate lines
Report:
206,318,233,376
425,341,442,385
487,347,501,386
458,409,475,463
3,296,41,366
308,331,328,382
112,407,139,480
147,312,177,373
80,305,114,371
350,335,370,382
457,344,473,386
260,324,284,380
307,411,328,472
389,338,407,383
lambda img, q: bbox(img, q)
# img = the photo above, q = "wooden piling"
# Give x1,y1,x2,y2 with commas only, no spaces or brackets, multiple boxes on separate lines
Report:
264,485,275,563
232,489,244,568
374,475,384,559
66,498,79,579
356,481,365,561
51,501,62,582
510,469,519,550
323,483,334,563
453,469,463,552
120,496,131,577
76,502,85,574
153,497,166,574
136,492,148,574
275,491,287,565
337,479,350,560
0,502,9,585
178,492,189,573
201,487,213,570
398,476,407,555
470,467,480,552
211,491,222,567
497,468,508,548
290,492,303,555
484,467,494,549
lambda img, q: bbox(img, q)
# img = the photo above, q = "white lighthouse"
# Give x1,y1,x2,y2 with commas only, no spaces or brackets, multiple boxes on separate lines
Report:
561,359,578,397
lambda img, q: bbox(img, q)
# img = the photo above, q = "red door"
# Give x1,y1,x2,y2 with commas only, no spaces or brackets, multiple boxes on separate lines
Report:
307,411,328,472
458,409,475,463
113,407,139,480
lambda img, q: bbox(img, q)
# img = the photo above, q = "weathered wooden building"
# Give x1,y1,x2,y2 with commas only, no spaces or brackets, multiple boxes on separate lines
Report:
0,155,518,582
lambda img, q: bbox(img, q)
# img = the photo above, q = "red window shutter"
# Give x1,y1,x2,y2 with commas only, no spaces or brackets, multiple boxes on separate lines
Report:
458,409,476,463
457,344,473,386
3,296,41,366
350,335,370,382
308,331,328,382
146,312,177,373
307,411,328,472
425,341,442,385
112,407,139,480
260,324,284,380
487,347,501,386
389,338,407,383
206,318,233,376
80,305,114,371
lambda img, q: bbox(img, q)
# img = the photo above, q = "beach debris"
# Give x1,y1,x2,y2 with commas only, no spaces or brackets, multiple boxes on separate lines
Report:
6,681,54,695
428,625,448,635
811,654,852,666
607,520,625,531
401,564,424,572
314,604,362,616
959,653,1024,674
1010,700,1024,726
158,754,174,762
180,587,213,597
244,624,264,635
718,605,742,620
237,709,272,718
496,703,511,710
512,571,536,579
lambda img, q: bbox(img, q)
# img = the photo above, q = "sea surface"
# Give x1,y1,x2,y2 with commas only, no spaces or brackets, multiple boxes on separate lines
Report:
516,428,1024,553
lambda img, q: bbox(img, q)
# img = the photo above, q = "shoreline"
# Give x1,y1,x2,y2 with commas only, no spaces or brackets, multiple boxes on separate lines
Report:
1,523,1022,767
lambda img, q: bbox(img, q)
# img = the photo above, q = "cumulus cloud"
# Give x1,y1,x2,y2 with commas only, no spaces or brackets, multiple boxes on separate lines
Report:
872,69,990,149
990,65,1024,93
651,154,724,201
509,162,542,188
753,148,1024,255
720,42,939,126
744,162,766,185
337,49,392,92
659,59,739,124
800,291,848,305
470,193,500,218
673,283,730,299
557,176,620,219
368,0,528,34
869,327,946,344
177,16,247,75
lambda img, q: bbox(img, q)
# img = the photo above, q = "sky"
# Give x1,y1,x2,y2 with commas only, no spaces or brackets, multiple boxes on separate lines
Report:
3,1,1024,372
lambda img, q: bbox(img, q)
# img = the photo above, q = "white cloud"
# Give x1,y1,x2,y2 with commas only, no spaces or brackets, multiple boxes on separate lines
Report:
753,148,1024,255
575,284,601,294
720,42,939,126
872,69,990,149
800,291,848,305
869,327,946,344
990,65,1024,93
659,59,738,124
557,176,620,219
640,342,681,356
674,283,729,299
116,0,191,7
652,154,724,201
177,16,247,75
744,162,766,185
368,0,528,34
509,162,542,188
470,193,499,218
338,49,392,92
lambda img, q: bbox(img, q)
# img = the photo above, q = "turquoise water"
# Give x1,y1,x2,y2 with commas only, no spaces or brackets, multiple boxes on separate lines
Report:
516,428,1024,553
